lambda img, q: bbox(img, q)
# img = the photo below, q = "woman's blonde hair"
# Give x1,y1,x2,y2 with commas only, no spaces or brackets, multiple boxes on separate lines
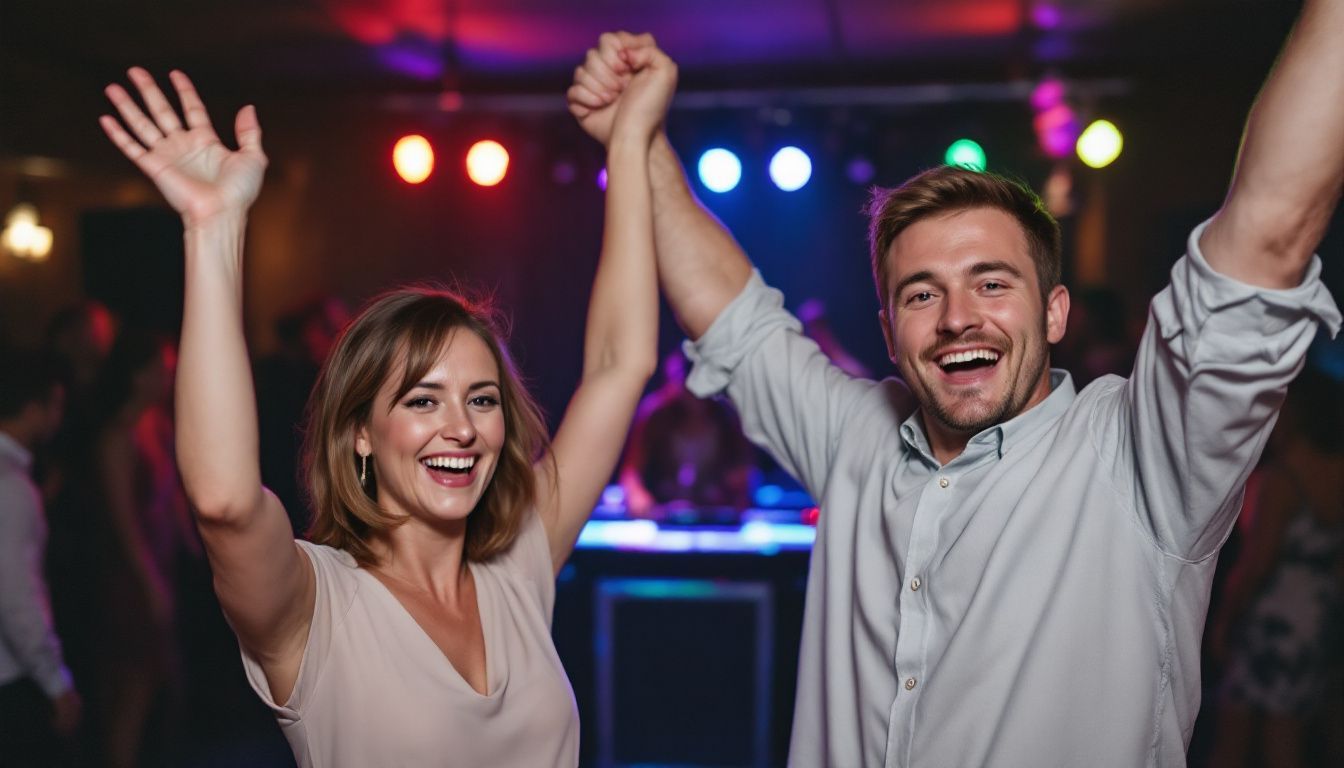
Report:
303,287,550,566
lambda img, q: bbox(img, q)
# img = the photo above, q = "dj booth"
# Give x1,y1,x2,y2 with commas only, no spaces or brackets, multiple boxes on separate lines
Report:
552,506,816,768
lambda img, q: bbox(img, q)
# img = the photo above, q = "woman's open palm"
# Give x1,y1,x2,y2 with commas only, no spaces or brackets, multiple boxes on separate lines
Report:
99,68,266,226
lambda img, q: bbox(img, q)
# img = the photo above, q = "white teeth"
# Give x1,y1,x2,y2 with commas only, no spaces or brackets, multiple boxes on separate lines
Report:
423,456,475,470
938,349,1000,366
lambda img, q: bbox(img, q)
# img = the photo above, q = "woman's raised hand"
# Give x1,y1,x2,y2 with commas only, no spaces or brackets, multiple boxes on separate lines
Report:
99,68,267,228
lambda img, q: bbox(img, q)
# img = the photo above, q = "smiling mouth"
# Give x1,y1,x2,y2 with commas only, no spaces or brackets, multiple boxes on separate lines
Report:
935,348,1001,376
421,455,477,476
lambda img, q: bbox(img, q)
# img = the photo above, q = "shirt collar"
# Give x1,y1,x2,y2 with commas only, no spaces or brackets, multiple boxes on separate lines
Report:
899,369,1077,466
0,430,33,472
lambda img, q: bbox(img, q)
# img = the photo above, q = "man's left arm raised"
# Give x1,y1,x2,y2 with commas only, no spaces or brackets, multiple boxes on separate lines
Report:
1108,0,1343,560
1202,0,1344,287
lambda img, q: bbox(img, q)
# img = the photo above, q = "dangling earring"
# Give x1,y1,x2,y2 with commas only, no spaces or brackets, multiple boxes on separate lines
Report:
360,454,369,487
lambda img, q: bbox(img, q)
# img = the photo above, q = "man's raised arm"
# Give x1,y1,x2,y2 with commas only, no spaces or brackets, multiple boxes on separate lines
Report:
1202,0,1344,289
567,33,752,339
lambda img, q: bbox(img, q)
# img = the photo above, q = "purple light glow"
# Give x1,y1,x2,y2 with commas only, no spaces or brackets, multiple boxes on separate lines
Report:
1030,78,1066,111
1031,3,1063,30
1034,104,1080,159
376,41,444,80
845,157,876,185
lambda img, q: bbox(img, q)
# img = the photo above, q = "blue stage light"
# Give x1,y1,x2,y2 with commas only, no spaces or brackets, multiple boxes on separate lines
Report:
769,146,812,191
697,148,742,193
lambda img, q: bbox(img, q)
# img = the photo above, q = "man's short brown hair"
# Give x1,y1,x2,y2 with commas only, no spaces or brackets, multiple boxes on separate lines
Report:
866,166,1061,307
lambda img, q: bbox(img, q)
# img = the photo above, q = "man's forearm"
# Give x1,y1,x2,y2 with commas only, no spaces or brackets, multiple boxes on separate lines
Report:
1204,0,1344,287
649,132,754,339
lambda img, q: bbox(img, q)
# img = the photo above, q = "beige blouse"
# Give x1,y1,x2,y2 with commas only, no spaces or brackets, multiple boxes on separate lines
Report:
240,510,579,767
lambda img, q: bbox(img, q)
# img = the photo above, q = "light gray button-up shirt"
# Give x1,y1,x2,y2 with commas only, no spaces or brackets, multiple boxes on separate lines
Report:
684,222,1340,767
0,430,74,698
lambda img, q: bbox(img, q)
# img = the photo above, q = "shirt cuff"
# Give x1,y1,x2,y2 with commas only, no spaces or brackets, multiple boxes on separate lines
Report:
1171,219,1342,340
683,270,802,398
36,664,74,699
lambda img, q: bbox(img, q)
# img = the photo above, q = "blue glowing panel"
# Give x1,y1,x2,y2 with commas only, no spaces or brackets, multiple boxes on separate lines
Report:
575,519,815,554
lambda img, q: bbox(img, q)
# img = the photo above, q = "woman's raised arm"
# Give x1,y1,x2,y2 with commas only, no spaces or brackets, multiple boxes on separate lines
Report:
539,39,676,569
99,69,313,700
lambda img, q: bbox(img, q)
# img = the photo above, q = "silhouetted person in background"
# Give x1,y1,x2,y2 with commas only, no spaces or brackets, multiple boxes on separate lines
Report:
88,330,199,768
255,296,350,534
1208,365,1344,768
0,348,82,767
1052,286,1136,387
620,351,754,516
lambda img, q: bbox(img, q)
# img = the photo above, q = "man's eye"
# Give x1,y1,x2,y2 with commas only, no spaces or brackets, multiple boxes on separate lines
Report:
907,291,933,305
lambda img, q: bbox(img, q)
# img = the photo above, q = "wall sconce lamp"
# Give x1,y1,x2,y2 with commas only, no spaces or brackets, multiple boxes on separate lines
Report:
2,203,53,262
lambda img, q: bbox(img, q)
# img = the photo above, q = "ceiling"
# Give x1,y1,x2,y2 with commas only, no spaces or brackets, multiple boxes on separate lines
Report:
0,0,1300,162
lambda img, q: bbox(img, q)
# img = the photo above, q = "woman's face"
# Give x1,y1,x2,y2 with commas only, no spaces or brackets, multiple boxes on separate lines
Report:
356,330,507,529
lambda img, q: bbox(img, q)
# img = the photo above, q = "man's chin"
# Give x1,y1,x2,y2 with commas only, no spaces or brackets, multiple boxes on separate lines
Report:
927,394,1012,435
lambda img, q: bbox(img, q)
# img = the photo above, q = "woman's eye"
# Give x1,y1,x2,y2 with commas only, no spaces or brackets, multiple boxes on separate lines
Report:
405,396,436,409
469,395,500,408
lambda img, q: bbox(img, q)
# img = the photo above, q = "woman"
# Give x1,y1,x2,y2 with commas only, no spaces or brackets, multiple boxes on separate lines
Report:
97,35,673,766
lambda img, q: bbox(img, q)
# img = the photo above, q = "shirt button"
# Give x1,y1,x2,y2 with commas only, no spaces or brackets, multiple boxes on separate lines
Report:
911,577,922,591
938,476,950,488
905,677,917,691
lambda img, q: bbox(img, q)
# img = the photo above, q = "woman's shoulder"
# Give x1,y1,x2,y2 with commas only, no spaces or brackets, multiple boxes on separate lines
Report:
480,507,555,608
296,538,362,579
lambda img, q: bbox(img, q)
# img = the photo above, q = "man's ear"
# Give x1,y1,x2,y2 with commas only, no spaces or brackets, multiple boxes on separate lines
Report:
878,308,897,363
1045,285,1070,345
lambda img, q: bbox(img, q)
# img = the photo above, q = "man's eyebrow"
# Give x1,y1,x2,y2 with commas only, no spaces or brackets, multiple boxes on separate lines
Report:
969,260,1025,279
891,270,935,297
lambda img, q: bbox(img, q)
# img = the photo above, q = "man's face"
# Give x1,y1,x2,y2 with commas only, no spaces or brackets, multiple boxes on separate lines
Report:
878,207,1068,442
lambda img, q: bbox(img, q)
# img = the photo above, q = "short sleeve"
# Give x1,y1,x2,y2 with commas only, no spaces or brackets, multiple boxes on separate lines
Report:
238,540,358,721
490,507,557,622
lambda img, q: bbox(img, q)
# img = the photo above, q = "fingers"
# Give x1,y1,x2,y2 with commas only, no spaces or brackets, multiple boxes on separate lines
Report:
169,70,214,131
582,48,623,97
104,82,164,147
595,32,633,78
622,44,672,72
127,67,183,134
566,84,603,114
610,31,656,51
234,105,265,156
98,114,150,165
573,65,617,106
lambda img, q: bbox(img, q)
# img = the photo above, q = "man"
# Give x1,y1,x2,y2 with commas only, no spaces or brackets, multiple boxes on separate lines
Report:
0,348,82,765
568,4,1342,765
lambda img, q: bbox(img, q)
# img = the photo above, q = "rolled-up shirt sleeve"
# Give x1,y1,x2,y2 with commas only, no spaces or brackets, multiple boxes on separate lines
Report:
684,270,893,500
0,478,74,698
1097,219,1342,560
